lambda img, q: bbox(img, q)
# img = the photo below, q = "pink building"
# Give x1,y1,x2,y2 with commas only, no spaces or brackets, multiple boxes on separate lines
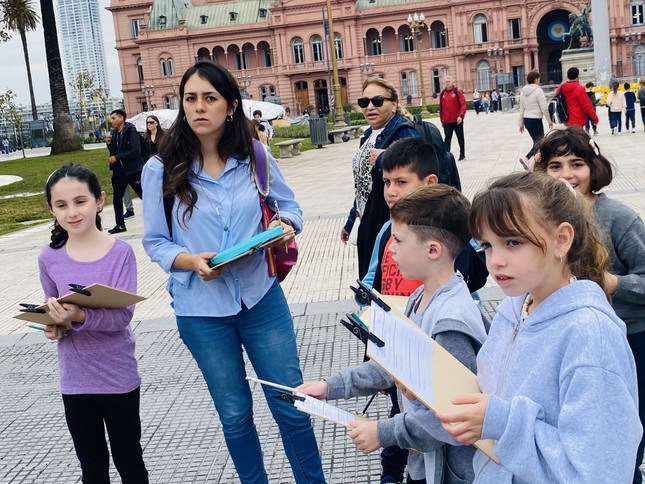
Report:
108,0,645,117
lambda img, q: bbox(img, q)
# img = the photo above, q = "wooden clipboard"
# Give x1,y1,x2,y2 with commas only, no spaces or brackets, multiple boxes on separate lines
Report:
366,288,498,463
14,283,146,325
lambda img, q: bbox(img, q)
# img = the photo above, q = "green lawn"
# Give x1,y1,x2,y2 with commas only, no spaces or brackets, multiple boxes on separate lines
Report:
0,149,113,236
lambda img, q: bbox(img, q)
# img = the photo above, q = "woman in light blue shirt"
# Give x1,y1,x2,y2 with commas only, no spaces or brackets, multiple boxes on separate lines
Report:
141,60,325,483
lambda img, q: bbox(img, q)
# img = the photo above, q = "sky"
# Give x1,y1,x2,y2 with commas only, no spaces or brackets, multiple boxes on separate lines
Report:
0,0,122,107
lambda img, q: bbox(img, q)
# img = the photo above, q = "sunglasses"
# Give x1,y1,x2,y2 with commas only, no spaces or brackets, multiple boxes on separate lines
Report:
146,120,156,125
357,96,394,108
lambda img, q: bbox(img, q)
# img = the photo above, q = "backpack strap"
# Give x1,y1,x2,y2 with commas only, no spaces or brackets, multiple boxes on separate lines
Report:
381,121,415,149
159,156,174,241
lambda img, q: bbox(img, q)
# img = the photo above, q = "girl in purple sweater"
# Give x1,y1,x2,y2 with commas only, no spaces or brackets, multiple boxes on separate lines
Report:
39,163,148,483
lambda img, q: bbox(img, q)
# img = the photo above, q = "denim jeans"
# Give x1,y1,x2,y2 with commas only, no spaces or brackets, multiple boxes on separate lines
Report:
610,111,623,132
177,282,325,484
523,118,545,160
627,109,636,130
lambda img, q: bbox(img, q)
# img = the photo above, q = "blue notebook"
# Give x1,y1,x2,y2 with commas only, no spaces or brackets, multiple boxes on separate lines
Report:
208,226,284,268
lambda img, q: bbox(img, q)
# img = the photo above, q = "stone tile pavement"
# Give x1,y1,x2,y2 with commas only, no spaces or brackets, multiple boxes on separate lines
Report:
1,111,644,482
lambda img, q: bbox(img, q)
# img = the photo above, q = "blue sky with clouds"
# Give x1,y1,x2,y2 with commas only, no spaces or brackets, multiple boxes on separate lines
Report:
1,0,122,107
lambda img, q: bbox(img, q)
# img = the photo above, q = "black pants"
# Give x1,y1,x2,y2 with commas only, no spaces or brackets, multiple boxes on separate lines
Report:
523,118,545,159
443,122,465,159
112,172,143,227
380,386,409,483
628,332,645,484
62,387,149,484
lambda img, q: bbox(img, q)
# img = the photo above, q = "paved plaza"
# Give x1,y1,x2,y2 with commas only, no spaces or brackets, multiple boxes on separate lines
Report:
1,111,644,483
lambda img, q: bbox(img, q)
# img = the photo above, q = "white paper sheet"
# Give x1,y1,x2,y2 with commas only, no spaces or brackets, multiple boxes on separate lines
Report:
295,396,357,427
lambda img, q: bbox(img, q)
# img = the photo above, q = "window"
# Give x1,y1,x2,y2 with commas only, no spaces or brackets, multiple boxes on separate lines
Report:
473,14,488,44
235,51,248,70
632,0,645,25
509,19,521,39
476,60,492,91
512,66,525,88
312,36,324,62
401,72,417,97
166,58,174,76
130,19,141,38
260,85,277,101
370,37,382,55
197,48,211,61
136,57,144,82
261,46,272,67
293,38,305,63
402,33,414,52
160,58,167,77
431,21,447,48
335,33,344,59
163,96,172,109
635,44,645,76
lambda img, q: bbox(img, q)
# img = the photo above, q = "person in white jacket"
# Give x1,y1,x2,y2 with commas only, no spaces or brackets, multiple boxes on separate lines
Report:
606,81,627,135
518,71,552,171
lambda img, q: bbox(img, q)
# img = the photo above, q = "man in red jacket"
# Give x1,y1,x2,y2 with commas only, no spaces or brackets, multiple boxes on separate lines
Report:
555,67,599,127
439,76,467,160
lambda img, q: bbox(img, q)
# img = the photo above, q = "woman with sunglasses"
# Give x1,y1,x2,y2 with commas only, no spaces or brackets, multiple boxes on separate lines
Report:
341,77,418,279
145,115,164,157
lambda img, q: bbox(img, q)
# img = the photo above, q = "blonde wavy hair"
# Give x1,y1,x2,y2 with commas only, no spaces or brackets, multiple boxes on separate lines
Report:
361,77,414,121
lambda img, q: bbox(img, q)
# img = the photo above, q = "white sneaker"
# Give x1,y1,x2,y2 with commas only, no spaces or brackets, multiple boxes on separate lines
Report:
632,128,636,133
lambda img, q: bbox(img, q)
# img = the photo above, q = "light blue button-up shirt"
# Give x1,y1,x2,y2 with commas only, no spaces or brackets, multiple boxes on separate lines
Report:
141,152,303,317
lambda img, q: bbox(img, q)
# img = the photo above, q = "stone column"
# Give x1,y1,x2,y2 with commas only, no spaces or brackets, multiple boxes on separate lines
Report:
591,0,611,85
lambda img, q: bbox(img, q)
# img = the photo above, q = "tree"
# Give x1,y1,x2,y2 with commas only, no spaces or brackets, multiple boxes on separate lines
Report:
0,89,26,158
1,0,39,120
70,70,95,137
39,0,82,153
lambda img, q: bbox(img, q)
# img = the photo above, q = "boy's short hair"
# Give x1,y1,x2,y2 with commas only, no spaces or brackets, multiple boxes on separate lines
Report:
252,110,262,118
390,184,471,259
624,82,632,90
585,82,594,88
111,109,127,119
567,67,579,80
381,138,439,180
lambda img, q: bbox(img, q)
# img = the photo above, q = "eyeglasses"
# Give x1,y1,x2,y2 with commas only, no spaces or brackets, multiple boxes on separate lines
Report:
357,96,394,108
146,121,156,125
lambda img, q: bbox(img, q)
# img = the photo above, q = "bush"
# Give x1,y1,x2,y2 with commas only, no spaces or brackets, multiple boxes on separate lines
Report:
274,125,310,138
349,112,365,121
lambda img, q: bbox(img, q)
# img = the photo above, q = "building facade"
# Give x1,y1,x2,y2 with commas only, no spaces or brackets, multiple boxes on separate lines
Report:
108,0,645,117
58,0,110,104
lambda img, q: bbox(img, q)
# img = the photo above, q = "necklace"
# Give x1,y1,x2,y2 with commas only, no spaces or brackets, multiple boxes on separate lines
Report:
196,163,238,233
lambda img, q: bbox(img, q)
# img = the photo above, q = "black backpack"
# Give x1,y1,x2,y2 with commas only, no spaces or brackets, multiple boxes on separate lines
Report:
548,90,569,124
382,115,462,191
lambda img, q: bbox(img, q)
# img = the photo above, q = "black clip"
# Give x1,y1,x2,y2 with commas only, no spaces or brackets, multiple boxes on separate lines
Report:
352,280,391,312
68,284,91,296
19,303,46,314
340,312,385,347
273,390,305,405
350,285,371,306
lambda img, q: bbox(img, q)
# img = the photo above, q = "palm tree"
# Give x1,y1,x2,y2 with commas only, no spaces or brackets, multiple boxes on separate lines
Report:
39,0,82,153
1,0,39,120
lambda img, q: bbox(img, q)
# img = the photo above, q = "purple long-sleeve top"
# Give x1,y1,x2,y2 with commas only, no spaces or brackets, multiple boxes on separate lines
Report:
38,238,141,395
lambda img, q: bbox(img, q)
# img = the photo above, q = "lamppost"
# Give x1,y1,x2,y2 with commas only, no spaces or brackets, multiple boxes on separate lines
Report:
141,84,155,111
408,13,428,115
487,48,504,90
326,0,346,127
171,81,180,108
236,73,252,99
360,62,375,78
95,86,110,133
624,32,643,78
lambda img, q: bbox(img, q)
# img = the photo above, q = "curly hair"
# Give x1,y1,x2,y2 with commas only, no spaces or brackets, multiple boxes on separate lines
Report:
361,76,414,121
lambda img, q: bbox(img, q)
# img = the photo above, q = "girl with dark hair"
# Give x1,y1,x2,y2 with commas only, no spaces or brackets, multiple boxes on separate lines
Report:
406,172,641,482
40,163,148,483
141,60,325,483
535,126,645,483
144,114,164,156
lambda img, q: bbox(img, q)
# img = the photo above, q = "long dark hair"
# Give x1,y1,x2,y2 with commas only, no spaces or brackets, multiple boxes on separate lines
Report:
46,163,103,249
158,60,255,223
145,114,164,141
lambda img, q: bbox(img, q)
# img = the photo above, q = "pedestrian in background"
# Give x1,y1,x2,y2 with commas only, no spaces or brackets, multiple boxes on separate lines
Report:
518,70,552,171
624,83,637,133
439,75,467,161
606,81,626,135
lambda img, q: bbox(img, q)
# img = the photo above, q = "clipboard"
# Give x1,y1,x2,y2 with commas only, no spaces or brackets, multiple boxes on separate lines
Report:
364,286,498,463
14,283,146,325
208,225,284,268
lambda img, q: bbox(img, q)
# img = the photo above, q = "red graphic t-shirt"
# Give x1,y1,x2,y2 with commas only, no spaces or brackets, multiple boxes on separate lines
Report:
380,236,423,296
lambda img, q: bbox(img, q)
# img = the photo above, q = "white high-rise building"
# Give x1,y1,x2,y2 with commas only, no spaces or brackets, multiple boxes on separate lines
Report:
57,0,109,107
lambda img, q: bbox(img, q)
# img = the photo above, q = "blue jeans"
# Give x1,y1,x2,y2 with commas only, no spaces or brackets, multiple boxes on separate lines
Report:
627,109,636,130
610,111,622,132
177,282,325,484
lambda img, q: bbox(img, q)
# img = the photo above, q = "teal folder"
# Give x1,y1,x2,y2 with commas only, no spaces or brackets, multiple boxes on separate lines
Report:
208,226,284,268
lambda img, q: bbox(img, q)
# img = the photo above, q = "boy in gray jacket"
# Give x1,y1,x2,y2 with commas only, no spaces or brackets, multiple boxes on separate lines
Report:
297,185,487,483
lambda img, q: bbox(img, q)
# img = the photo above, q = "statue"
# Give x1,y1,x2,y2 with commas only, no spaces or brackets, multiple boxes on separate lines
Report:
564,5,593,49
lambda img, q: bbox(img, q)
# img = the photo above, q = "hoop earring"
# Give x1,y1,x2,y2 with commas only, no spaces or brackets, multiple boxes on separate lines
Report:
227,114,233,123
558,254,563,263
183,116,187,123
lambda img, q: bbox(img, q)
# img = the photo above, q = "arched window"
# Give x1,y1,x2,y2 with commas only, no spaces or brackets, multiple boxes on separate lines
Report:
431,21,447,48
293,38,305,64
160,58,166,77
632,0,645,25
476,60,492,91
366,29,382,56
335,33,344,59
401,32,414,52
196,48,211,61
166,58,174,76
311,35,324,62
473,14,488,43
136,57,144,82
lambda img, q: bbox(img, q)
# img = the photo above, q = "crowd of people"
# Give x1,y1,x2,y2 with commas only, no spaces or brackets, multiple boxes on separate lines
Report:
31,59,645,484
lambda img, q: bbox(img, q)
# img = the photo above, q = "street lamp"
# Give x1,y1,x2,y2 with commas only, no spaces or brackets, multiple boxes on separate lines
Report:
408,12,428,115
236,73,252,99
326,0,346,127
360,62,375,77
486,48,504,90
141,84,155,111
